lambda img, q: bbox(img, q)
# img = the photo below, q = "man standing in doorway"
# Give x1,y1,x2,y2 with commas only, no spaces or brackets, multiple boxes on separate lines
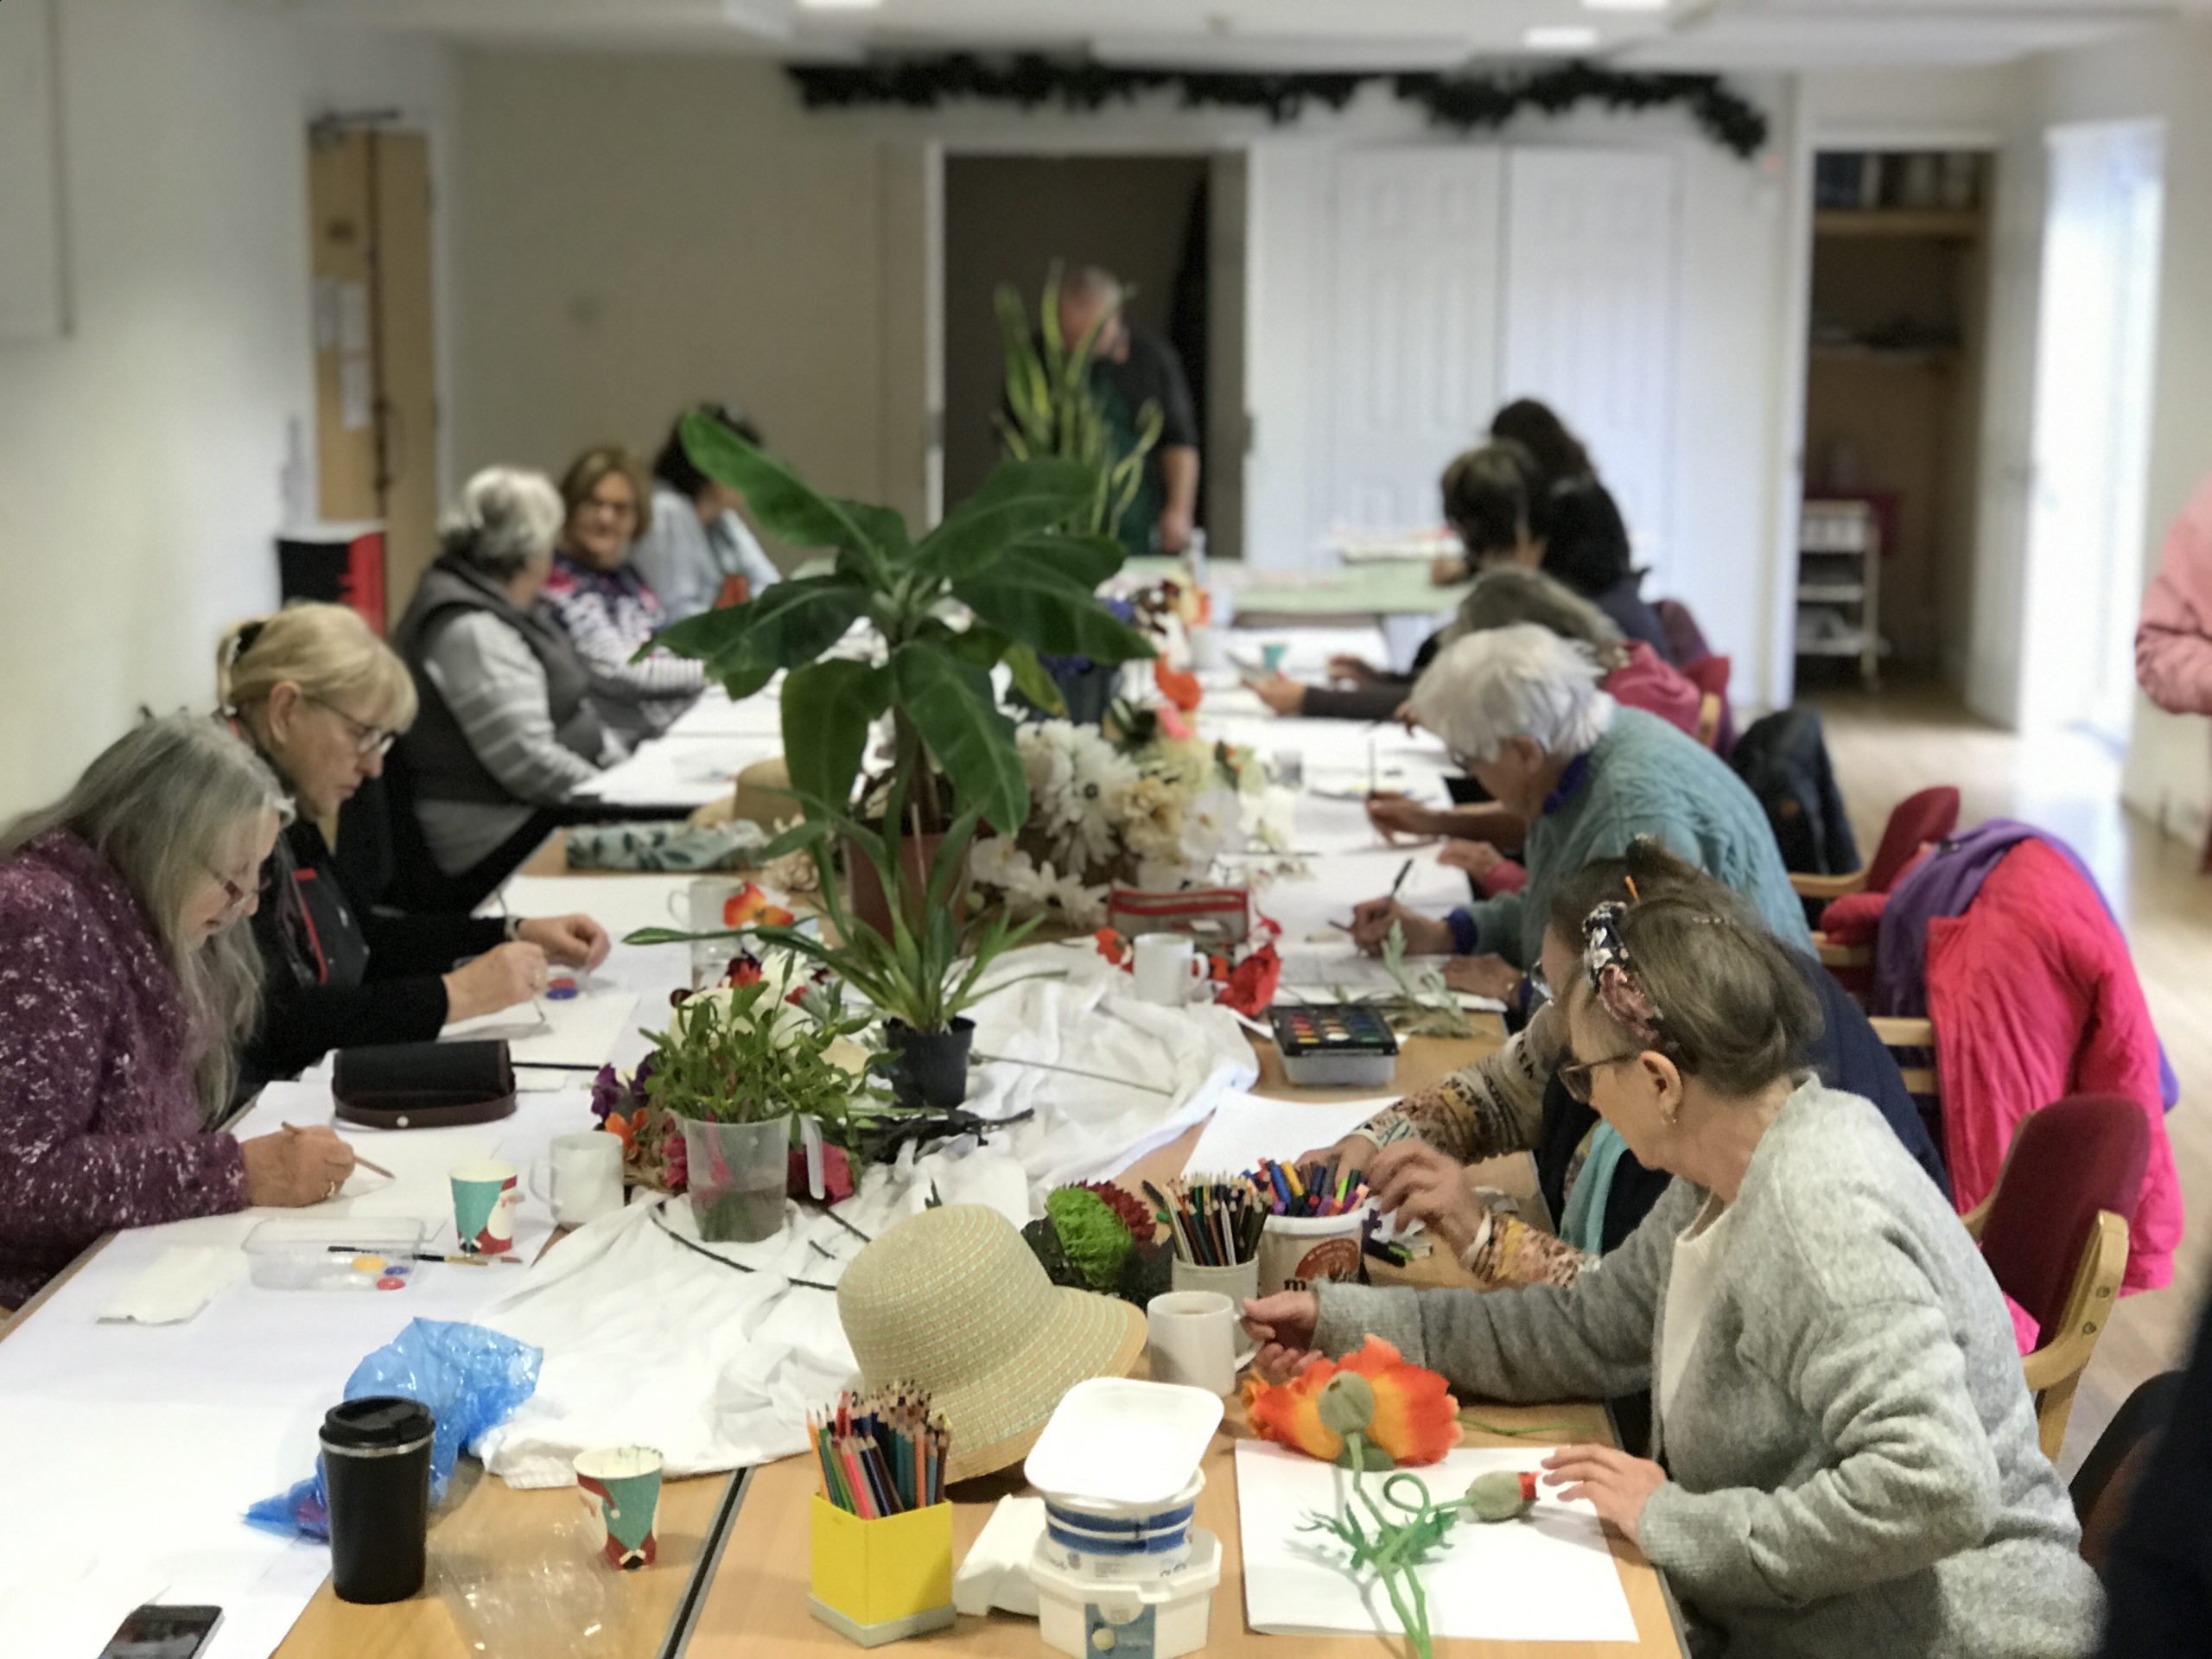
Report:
1058,266,1201,559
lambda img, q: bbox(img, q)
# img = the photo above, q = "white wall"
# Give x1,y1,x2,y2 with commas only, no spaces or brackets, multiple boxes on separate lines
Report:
0,0,453,817
1874,28,2212,837
451,59,1807,706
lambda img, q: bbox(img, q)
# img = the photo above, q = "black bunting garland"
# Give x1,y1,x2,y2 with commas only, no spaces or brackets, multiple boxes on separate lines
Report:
785,55,1769,160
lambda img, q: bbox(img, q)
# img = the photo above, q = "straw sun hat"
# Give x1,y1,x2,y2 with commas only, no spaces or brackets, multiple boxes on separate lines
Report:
838,1205,1146,1484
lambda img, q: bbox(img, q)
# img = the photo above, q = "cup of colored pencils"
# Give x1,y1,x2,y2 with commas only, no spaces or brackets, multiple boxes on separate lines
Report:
810,1385,950,1519
806,1385,958,1645
1251,1156,1373,1295
1149,1173,1266,1303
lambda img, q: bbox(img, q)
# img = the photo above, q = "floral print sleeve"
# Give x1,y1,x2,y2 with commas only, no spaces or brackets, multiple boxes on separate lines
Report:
1357,1001,1565,1162
1460,1211,1596,1289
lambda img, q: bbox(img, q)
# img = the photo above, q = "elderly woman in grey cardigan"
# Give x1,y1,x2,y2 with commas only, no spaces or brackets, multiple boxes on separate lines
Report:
1245,887,2101,1657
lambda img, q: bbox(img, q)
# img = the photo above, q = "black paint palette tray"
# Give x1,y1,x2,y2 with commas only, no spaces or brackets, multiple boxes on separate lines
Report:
1269,1004,1400,1086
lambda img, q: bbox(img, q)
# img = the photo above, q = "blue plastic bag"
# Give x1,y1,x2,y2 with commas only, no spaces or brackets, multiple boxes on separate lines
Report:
246,1318,541,1540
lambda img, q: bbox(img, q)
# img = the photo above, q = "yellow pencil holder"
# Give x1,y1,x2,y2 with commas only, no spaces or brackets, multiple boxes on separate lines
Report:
807,1496,957,1648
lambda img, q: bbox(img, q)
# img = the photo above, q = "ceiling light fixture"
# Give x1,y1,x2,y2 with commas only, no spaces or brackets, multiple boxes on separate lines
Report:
1524,25,1601,52
1583,0,1669,12
797,0,883,10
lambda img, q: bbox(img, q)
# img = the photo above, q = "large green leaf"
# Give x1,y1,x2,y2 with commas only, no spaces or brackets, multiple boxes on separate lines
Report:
914,459,1099,582
658,575,870,677
954,563,1157,663
889,644,1028,835
680,413,889,575
1002,532,1126,588
1002,641,1066,715
780,658,889,815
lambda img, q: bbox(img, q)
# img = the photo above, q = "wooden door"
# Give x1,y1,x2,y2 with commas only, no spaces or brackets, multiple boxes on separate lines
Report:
1329,149,1505,533
307,127,439,625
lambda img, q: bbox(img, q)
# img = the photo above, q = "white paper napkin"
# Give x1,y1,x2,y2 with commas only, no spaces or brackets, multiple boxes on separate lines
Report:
951,1497,1045,1618
97,1245,245,1325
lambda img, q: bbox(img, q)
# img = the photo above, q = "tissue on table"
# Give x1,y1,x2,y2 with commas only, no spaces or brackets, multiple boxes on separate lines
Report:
98,1245,244,1325
952,1497,1046,1618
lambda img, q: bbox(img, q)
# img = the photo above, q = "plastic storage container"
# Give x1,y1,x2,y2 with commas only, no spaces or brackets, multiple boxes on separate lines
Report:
245,1217,428,1290
1031,1528,1221,1659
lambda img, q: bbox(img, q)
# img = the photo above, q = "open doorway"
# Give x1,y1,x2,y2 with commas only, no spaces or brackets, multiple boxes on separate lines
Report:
2018,120,2165,741
941,152,1243,560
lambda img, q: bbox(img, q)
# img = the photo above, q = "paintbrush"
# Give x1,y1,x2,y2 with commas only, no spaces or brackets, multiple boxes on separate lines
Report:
283,1122,393,1180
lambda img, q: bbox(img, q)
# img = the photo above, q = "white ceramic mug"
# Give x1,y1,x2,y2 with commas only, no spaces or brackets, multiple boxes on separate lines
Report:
1144,1290,1238,1395
1131,934,1207,1007
531,1131,625,1228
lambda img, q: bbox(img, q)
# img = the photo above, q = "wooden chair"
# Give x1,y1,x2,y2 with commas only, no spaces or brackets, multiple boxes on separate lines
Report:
1791,785,1961,906
1961,1096,2147,1462
1694,691,1725,750
1870,1015,1937,1098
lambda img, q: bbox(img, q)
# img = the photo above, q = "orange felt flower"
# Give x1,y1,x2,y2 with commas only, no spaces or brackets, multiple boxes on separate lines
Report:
723,882,795,930
1154,660,1204,713
1242,1336,1461,1465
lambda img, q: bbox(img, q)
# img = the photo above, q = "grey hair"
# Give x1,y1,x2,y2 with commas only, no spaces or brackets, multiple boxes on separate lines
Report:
1062,264,1124,308
1407,623,1616,766
1444,566,1626,669
0,715,291,1117
439,467,564,582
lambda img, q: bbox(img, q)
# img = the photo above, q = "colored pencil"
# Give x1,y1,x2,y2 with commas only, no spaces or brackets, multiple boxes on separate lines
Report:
815,1386,950,1516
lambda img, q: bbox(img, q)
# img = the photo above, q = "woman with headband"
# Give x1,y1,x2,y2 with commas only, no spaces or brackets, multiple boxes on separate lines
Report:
1248,874,2101,1658
219,603,609,1099
1305,839,1946,1292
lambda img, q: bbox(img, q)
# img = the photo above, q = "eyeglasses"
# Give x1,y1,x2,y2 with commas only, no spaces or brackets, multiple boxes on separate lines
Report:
204,862,257,917
582,493,639,520
1557,1049,1645,1104
308,696,397,758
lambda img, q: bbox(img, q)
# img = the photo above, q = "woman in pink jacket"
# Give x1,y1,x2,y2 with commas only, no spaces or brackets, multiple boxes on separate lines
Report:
2137,477,2212,868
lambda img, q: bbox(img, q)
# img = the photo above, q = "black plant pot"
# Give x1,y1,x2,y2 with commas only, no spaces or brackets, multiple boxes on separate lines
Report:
886,1017,975,1110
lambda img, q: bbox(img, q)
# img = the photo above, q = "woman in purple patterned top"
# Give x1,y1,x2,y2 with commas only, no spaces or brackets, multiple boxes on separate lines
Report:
542,444,707,747
0,716,357,1309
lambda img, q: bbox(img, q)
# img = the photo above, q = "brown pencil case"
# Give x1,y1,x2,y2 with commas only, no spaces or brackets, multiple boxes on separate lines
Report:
333,1040,518,1130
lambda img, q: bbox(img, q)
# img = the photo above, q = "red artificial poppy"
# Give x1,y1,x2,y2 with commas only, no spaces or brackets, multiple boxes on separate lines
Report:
1243,1335,1461,1465
1154,661,1204,713
1094,927,1131,968
722,882,796,930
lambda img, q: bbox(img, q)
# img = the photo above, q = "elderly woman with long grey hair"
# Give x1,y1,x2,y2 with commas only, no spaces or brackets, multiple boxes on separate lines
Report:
1351,625,1805,1001
390,466,620,906
0,715,356,1309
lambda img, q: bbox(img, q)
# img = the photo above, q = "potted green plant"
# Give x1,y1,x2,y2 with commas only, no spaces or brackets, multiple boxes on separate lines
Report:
995,265,1163,721
628,777,1063,1110
638,975,884,1243
650,417,1156,907
995,263,1163,543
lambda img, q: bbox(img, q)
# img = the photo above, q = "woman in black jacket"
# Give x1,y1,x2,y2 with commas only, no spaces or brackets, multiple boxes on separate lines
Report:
1255,432,1671,723
217,604,609,1098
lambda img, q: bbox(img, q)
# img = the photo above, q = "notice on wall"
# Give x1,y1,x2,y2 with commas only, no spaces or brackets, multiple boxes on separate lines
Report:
337,279,372,355
339,354,373,431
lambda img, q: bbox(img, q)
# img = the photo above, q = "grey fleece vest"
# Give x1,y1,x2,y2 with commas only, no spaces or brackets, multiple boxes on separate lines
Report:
389,556,606,806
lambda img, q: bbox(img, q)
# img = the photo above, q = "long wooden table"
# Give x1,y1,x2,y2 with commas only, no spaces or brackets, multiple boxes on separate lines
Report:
682,1031,1689,1658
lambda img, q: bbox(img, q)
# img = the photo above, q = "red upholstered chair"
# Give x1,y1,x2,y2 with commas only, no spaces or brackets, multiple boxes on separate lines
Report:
1793,785,1961,907
1964,1096,2148,1461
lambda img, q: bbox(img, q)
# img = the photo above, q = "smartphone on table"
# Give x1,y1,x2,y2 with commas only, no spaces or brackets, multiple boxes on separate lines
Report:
98,1605,224,1659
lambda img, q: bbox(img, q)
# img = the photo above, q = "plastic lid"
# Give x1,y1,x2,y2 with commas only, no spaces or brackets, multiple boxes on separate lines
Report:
1024,1378,1222,1507
321,1395,435,1450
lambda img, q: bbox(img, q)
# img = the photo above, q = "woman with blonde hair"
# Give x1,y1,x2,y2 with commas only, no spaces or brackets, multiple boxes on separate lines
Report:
1248,880,2102,1658
542,443,707,745
0,716,356,1309
219,602,609,1096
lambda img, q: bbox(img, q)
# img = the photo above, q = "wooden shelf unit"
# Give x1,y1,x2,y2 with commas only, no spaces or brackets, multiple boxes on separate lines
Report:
1797,499,1885,688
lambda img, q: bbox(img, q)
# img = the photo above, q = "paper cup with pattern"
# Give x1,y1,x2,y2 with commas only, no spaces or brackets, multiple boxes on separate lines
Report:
448,1159,519,1255
576,1445,664,1570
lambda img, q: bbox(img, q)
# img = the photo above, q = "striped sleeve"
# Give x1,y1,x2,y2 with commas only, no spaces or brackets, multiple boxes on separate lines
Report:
543,583,706,707
420,613,603,804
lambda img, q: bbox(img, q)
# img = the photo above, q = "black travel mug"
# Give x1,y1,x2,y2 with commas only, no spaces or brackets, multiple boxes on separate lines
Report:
321,1395,435,1604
